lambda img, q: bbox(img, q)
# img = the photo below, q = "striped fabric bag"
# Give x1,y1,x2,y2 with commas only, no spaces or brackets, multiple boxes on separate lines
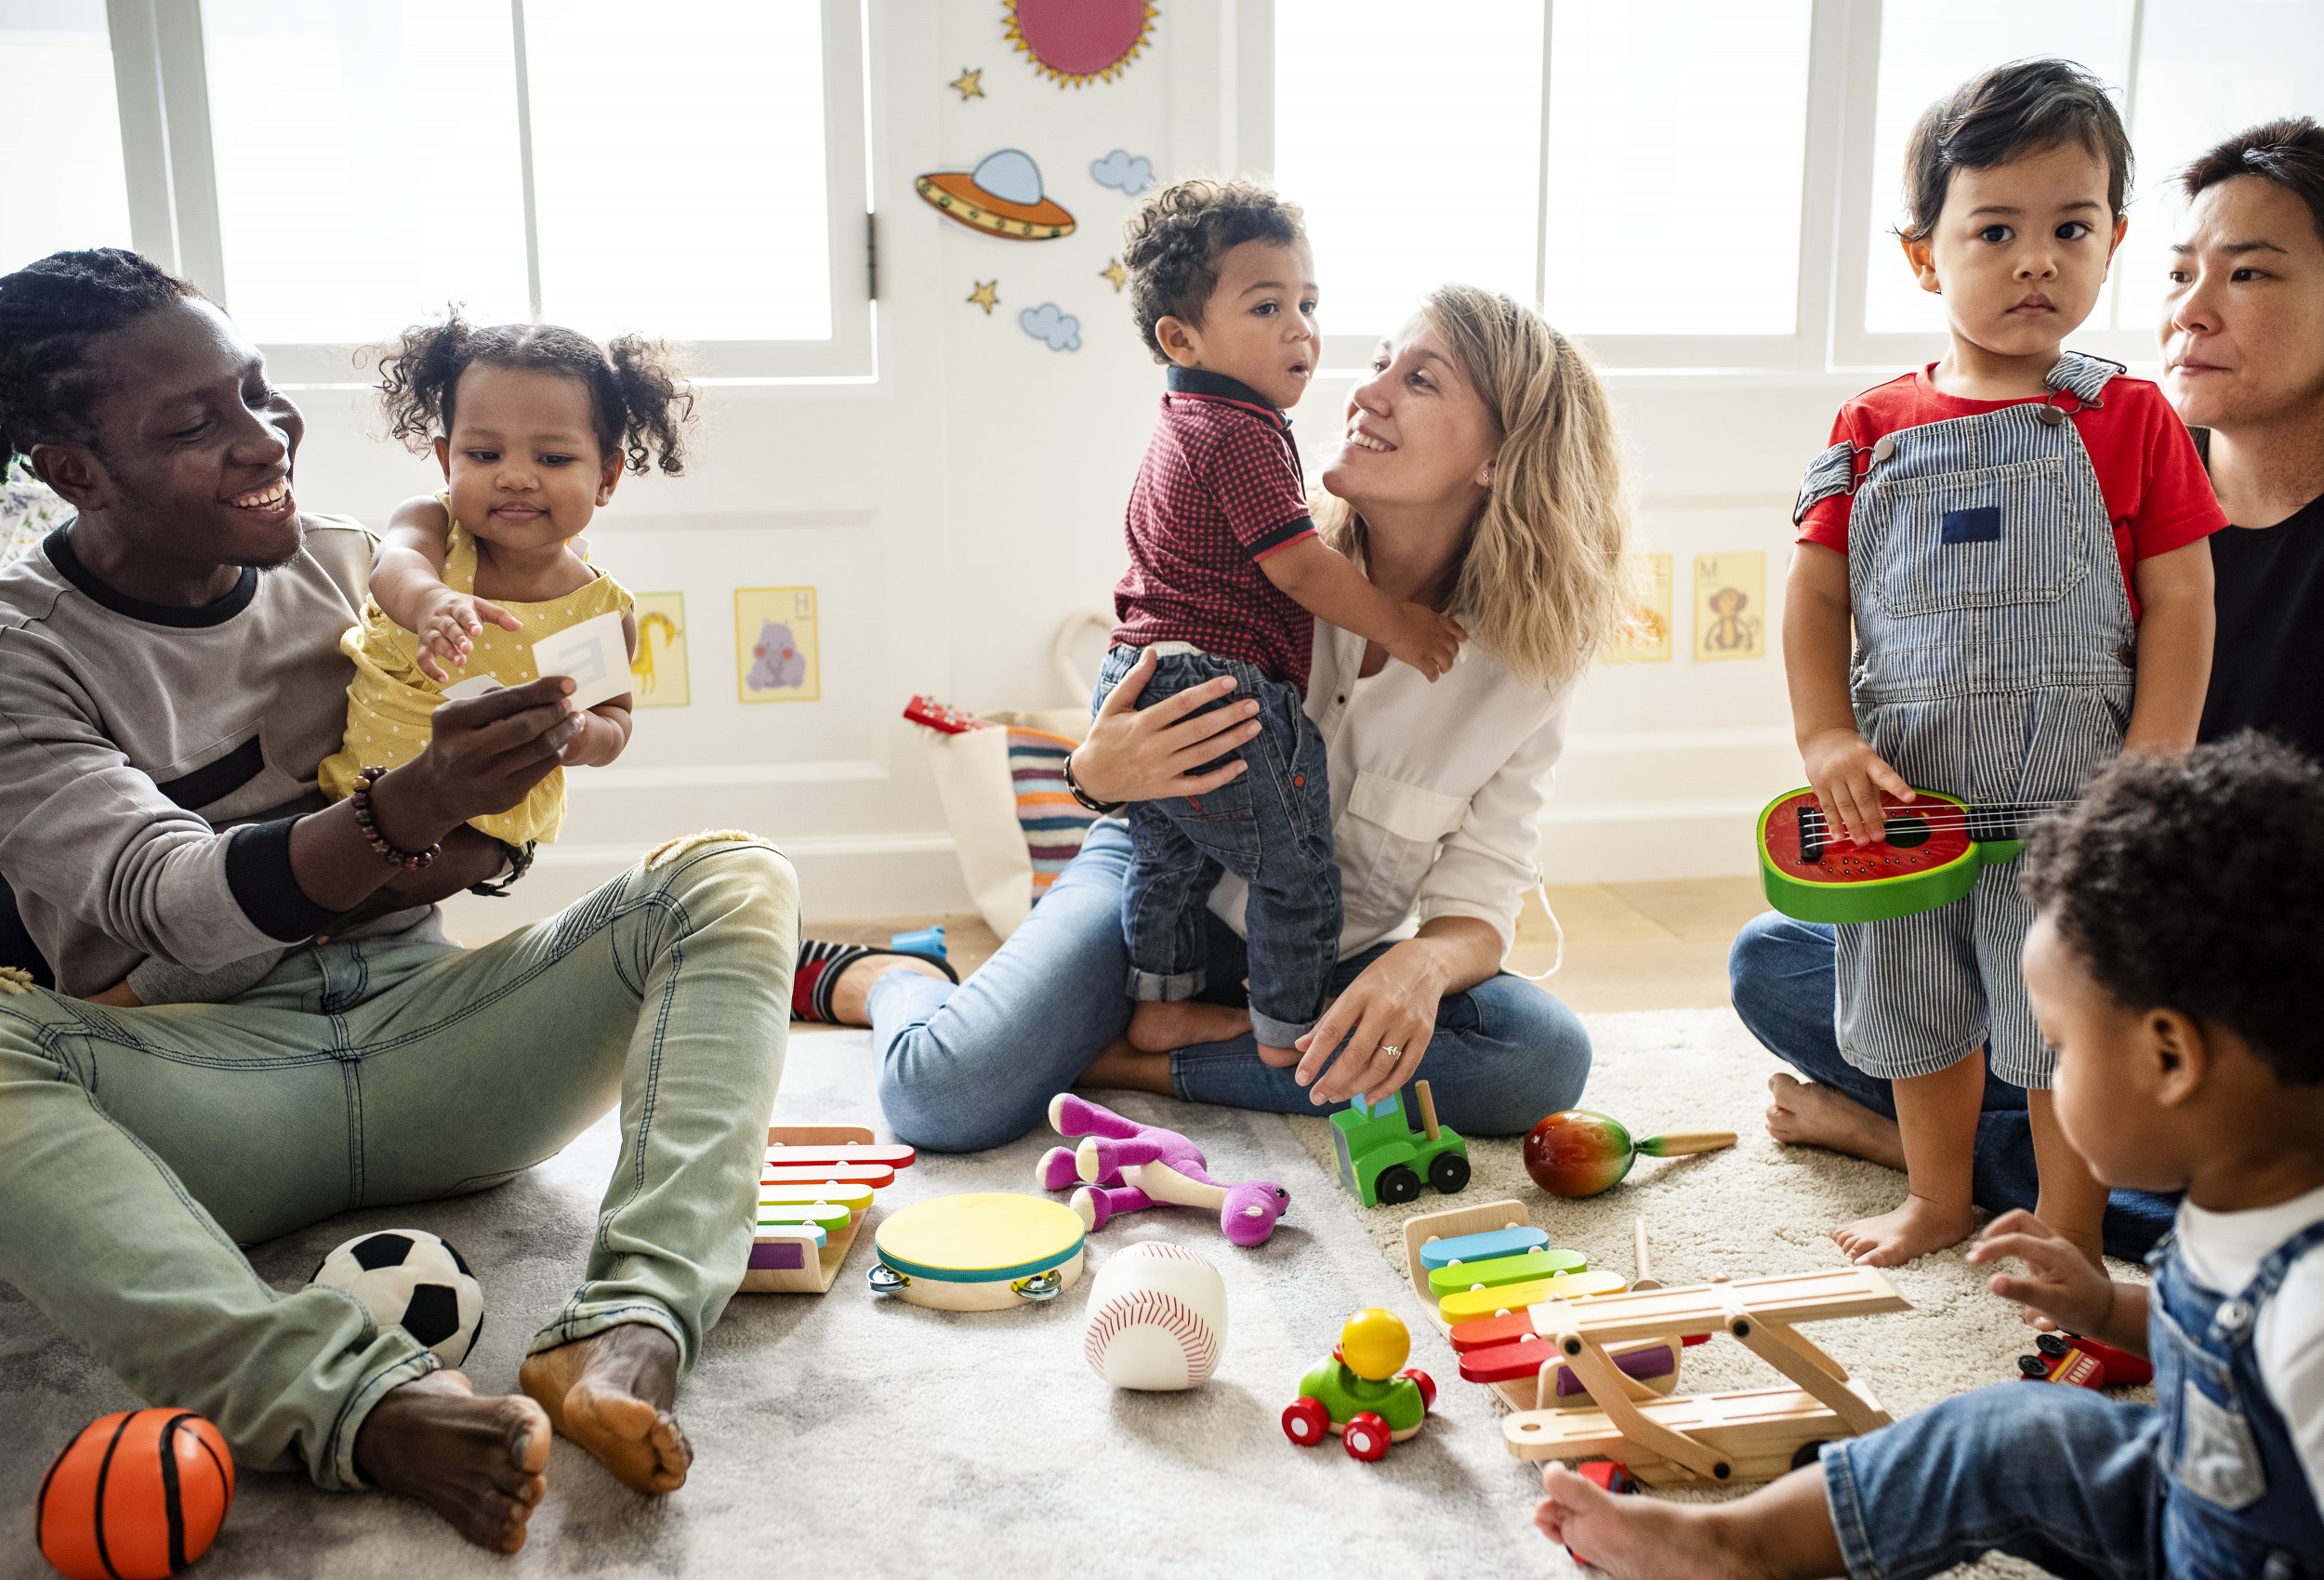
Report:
917,704,1101,940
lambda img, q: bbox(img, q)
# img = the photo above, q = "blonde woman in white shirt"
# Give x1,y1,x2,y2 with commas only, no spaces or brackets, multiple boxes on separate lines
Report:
835,285,1631,1151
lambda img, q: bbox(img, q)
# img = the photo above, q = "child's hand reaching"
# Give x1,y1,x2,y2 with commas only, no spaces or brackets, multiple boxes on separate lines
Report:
1966,1209,2120,1335
1800,726,1915,847
1386,603,1466,681
413,588,524,684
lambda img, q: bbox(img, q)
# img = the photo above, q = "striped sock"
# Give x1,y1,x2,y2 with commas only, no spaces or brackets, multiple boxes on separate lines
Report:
792,941,957,1023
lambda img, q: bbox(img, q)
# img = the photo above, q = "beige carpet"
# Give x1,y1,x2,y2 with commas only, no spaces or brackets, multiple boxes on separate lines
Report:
0,1009,2133,1578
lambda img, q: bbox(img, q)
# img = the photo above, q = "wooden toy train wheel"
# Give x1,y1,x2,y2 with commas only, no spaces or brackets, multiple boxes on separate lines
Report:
1282,1396,1329,1447
1376,1165,1422,1205
1428,1152,1471,1194
1342,1412,1391,1462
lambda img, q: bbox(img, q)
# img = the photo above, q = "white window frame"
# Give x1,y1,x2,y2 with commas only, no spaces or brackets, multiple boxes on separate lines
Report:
101,0,873,386
1251,0,2170,376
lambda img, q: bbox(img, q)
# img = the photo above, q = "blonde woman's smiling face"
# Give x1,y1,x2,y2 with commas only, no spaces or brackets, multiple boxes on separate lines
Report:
1320,316,1499,514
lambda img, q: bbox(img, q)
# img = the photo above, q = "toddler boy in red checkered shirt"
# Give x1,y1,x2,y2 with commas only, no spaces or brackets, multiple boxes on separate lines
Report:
1092,179,1465,1064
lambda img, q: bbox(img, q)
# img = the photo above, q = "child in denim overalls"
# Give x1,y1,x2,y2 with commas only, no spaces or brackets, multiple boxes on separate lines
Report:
1783,60,2221,1268
1535,739,2324,1579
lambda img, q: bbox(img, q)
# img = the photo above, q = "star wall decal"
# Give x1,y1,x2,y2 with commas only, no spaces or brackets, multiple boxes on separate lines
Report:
967,280,1000,314
1100,257,1128,293
950,67,984,100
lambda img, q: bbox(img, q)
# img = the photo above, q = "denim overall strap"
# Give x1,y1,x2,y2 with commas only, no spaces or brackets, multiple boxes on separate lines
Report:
2151,1220,2324,1578
1793,439,1860,524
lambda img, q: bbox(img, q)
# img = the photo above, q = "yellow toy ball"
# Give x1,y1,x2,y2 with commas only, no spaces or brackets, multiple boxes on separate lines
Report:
1339,1308,1410,1381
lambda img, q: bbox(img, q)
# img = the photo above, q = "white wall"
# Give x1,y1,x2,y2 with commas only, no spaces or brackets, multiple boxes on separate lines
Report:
275,2,1928,933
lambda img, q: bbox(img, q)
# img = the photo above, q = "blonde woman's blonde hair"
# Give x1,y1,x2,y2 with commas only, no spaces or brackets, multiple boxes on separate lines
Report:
1315,283,1631,691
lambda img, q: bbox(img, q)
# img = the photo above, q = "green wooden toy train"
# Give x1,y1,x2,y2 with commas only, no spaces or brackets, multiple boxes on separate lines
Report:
1328,1079,1470,1207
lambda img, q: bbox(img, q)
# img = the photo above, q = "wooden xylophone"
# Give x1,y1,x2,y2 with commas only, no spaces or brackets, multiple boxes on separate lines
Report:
743,1126,918,1294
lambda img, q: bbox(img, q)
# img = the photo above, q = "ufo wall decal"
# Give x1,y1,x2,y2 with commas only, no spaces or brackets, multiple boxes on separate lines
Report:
915,148,1076,241
1005,0,1156,88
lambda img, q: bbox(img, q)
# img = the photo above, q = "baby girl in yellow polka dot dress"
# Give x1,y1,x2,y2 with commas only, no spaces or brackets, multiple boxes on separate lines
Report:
319,312,694,849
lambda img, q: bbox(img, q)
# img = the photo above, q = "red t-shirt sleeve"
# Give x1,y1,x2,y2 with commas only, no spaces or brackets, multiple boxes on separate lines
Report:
2123,383,2228,560
1208,416,1316,561
1795,407,1859,555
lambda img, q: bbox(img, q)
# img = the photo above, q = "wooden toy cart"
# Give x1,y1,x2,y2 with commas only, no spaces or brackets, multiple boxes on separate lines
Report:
742,1126,915,1294
1403,1200,1909,1486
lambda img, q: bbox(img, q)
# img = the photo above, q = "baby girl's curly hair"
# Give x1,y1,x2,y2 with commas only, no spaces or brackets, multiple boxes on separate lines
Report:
372,309,693,476
1121,178,1305,363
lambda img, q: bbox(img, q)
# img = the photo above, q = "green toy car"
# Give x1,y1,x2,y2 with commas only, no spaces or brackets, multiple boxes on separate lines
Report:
1327,1080,1470,1207
1282,1309,1436,1462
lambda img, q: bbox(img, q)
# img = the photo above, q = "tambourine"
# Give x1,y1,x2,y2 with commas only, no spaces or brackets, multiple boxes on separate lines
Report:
868,1192,1088,1311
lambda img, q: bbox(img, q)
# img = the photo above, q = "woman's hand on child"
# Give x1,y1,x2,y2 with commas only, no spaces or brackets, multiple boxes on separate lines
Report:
1073,646,1262,805
1292,941,1444,1106
1966,1209,2119,1334
1800,726,1914,847
414,589,524,685
1387,604,1466,681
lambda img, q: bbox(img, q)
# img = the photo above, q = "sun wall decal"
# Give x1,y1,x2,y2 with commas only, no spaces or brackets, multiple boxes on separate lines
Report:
1003,0,1157,88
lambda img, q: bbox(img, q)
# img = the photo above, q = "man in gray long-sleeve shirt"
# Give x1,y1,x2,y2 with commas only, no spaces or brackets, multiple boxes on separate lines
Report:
0,250,797,1551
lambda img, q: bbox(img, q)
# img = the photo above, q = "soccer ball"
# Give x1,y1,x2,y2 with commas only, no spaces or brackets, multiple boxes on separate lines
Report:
309,1230,484,1368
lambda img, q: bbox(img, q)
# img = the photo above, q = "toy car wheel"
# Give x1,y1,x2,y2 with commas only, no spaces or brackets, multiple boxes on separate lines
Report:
1375,1165,1422,1205
1790,1440,1830,1471
1342,1412,1391,1462
1427,1151,1471,1194
1282,1396,1329,1448
1399,1368,1436,1411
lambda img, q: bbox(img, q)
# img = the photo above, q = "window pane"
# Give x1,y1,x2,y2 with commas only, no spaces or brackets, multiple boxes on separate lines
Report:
2,0,134,270
527,0,830,342
1543,0,1811,335
202,1,531,344
1274,0,1543,340
1863,4,2132,336
2112,0,2324,332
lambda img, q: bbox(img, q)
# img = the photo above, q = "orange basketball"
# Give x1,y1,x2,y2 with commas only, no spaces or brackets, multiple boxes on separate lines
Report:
37,1410,235,1580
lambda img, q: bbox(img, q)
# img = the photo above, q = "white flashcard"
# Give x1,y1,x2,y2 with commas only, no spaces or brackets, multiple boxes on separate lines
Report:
440,675,508,701
532,610,632,711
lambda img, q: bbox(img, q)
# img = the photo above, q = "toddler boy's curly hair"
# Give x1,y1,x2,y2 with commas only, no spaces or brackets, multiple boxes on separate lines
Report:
1121,178,1305,363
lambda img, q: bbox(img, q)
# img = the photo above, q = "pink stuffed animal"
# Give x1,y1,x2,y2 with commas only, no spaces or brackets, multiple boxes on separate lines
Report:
1037,1093,1289,1247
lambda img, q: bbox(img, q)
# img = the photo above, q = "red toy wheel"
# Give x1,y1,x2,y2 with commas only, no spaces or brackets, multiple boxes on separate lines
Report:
1282,1396,1328,1447
1400,1367,1436,1410
1342,1412,1391,1462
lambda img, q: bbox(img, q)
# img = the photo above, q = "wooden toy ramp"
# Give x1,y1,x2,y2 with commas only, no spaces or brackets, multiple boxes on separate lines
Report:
1498,1270,1907,1486
1402,1200,1908,1485
743,1126,915,1294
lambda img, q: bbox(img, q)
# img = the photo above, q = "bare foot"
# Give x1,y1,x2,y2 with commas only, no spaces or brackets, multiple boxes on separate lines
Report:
825,954,949,1027
353,1370,550,1552
1127,999,1253,1053
519,1323,690,1494
1765,1073,1908,1170
1834,1192,1976,1267
1534,1464,1740,1578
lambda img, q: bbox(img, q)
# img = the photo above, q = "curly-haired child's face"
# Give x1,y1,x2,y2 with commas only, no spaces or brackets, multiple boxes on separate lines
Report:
431,363,620,553
2024,913,2187,1194
1154,238,1317,409
1903,139,2125,366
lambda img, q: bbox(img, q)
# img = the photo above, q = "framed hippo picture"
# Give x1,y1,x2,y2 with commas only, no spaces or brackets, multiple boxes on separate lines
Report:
735,586,821,704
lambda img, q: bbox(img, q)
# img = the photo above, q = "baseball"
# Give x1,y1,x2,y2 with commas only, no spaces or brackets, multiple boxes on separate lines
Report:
1081,1242,1228,1390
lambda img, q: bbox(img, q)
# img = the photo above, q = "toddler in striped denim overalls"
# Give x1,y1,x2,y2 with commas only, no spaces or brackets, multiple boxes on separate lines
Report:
1782,60,2221,1268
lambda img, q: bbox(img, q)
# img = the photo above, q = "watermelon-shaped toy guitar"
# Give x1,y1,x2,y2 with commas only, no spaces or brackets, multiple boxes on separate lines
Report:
1756,786,2067,924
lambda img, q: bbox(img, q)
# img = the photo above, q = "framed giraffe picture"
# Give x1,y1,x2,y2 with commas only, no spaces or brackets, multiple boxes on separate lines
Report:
627,592,690,708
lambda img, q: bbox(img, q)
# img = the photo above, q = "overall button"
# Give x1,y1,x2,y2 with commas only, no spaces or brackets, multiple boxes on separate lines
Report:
2035,404,2067,426
1869,434,1896,466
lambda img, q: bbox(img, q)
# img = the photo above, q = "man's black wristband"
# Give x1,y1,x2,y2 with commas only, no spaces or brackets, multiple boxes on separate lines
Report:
1062,750,1126,814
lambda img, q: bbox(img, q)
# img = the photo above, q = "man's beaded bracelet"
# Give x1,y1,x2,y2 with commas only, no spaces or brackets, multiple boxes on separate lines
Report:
1062,750,1126,815
350,766,442,871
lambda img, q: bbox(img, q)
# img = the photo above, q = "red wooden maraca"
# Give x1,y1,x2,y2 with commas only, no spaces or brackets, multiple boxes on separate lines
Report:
1523,1110,1736,1197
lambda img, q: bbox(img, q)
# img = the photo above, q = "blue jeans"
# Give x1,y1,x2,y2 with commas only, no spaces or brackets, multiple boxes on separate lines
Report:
1729,911,2176,1260
1098,646,1340,1047
872,819,1591,1152
1825,1382,2168,1579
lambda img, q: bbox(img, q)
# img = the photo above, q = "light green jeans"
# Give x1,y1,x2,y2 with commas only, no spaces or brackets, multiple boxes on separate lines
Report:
0,836,796,1490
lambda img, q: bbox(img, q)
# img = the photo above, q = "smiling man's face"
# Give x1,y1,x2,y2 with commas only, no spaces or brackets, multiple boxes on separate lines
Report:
72,297,307,571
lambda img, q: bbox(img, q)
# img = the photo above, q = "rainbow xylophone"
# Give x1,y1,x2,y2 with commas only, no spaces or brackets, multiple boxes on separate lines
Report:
743,1126,918,1294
